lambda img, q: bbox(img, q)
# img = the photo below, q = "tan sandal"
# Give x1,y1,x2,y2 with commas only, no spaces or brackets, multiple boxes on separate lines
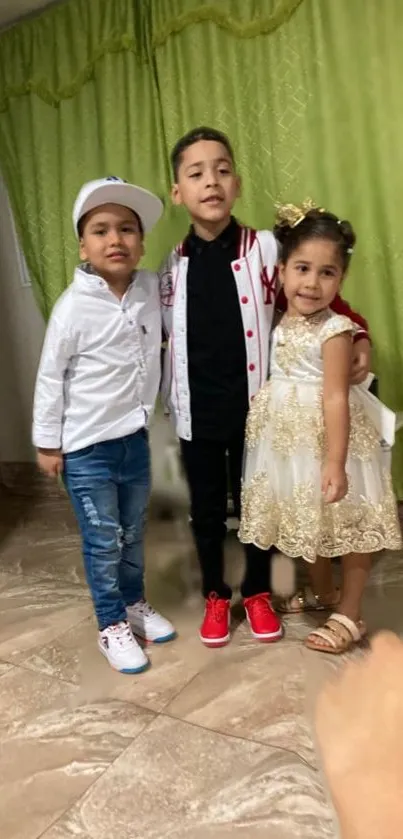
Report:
277,587,340,615
304,612,367,655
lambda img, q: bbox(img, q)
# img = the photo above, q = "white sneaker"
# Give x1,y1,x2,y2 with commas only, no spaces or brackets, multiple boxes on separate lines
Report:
126,600,176,643
98,621,149,674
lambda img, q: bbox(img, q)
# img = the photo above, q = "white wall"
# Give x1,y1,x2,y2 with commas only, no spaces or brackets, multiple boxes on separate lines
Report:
0,175,45,461
0,0,63,31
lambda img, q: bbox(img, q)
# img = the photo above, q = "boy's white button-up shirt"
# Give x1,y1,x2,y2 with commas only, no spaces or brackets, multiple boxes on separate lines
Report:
33,265,161,454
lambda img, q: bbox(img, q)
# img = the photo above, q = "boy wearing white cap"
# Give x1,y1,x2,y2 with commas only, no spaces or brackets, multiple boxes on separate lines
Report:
33,176,176,674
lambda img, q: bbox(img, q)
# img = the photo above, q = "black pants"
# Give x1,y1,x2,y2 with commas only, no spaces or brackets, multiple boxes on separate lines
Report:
180,429,273,599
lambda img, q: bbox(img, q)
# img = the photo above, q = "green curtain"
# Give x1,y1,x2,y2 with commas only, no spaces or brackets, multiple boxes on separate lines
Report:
1,0,403,494
0,0,175,318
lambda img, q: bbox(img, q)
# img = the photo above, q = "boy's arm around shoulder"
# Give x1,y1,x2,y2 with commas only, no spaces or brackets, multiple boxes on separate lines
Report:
158,249,176,339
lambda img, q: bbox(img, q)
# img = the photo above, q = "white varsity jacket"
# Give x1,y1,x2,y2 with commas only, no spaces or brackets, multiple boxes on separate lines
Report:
159,226,278,441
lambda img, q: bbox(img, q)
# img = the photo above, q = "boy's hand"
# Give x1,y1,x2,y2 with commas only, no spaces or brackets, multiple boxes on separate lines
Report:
351,338,371,384
321,460,348,504
37,448,63,478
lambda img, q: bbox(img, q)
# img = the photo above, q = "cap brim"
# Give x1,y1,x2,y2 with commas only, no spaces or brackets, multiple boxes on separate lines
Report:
75,183,163,236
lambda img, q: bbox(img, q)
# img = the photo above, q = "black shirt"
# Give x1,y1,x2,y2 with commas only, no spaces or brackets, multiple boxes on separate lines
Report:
186,217,249,440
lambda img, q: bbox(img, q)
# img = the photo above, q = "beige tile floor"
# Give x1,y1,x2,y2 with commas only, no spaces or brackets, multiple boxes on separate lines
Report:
0,483,401,839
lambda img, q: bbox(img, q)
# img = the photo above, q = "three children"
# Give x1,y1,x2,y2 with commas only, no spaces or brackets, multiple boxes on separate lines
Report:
33,128,399,673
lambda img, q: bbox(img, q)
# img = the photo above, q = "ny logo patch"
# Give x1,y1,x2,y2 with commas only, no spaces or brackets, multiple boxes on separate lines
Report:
260,265,277,305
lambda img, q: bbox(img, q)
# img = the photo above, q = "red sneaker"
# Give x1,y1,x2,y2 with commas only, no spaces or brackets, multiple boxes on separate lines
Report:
244,593,283,642
200,593,231,647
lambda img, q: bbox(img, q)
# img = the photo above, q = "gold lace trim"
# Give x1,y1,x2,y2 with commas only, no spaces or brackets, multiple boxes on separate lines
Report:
239,473,402,562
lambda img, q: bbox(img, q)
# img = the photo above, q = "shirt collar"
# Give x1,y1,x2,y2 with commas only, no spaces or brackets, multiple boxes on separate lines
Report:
186,216,239,252
75,264,136,297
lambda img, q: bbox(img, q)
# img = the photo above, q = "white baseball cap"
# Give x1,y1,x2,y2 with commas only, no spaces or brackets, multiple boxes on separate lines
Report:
72,176,164,237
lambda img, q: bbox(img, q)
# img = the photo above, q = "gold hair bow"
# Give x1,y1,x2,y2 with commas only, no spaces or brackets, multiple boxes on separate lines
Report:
275,198,325,228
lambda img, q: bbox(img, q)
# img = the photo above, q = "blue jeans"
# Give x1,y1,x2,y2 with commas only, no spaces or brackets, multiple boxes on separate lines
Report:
64,430,150,630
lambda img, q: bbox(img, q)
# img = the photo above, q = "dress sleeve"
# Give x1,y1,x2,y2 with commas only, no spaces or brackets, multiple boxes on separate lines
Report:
330,293,369,341
320,315,355,347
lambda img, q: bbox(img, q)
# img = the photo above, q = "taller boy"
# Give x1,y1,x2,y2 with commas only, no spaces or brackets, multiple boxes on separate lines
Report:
159,127,370,648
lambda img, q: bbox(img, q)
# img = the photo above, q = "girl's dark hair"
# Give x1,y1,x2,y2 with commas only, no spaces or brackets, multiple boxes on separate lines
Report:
274,209,356,272
170,126,235,180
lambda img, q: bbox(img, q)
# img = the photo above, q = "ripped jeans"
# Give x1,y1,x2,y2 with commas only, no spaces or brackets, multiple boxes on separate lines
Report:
64,429,150,630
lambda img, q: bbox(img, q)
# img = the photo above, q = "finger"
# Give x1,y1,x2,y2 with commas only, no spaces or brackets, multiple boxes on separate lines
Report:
324,485,337,504
352,353,365,368
333,484,347,503
319,653,366,703
321,473,330,494
351,371,366,385
350,362,364,381
370,630,403,657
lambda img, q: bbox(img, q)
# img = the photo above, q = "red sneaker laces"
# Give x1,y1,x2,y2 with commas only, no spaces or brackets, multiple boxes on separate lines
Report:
206,594,228,623
248,594,270,615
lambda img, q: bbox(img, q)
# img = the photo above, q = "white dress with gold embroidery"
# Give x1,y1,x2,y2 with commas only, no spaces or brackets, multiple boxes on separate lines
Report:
239,310,402,562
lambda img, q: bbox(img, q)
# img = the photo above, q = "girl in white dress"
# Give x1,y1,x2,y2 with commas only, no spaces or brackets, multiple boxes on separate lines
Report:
239,202,402,654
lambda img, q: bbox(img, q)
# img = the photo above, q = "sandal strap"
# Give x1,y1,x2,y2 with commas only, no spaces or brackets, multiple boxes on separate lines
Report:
299,587,340,609
307,613,364,650
292,587,330,609
327,612,362,642
307,625,341,649
296,588,319,608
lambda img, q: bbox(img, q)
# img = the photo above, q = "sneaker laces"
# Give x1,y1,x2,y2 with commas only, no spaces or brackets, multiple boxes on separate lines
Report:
107,621,136,649
135,599,157,618
247,594,271,616
206,593,228,623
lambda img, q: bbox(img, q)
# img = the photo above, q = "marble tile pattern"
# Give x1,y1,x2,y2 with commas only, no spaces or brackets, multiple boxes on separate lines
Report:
0,482,402,839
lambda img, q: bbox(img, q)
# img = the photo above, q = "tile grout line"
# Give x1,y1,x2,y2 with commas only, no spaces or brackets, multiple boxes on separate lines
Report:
34,708,160,839
0,612,94,675
158,707,317,771
33,699,317,839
